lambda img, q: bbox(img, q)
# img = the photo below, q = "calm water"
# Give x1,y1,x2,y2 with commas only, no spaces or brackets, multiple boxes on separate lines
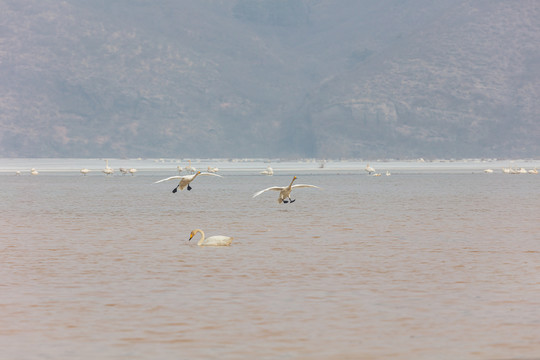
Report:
1,159,539,359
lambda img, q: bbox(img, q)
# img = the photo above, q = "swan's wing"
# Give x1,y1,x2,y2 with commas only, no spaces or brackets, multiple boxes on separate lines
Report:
291,184,321,190
198,172,223,177
154,176,184,184
253,186,284,198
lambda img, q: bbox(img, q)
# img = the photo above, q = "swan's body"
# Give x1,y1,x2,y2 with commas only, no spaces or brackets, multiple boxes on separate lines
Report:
154,171,222,193
207,166,219,173
119,167,129,175
30,168,38,175
365,164,375,174
80,168,90,175
129,168,137,175
484,169,494,173
189,229,233,246
253,176,320,204
529,168,538,175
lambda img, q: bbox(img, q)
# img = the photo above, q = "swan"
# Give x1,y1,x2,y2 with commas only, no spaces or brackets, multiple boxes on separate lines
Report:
129,168,137,175
102,160,114,175
154,171,222,193
529,168,538,174
253,176,320,204
177,166,184,173
119,168,129,175
80,168,90,175
365,163,375,174
207,166,219,173
30,168,38,175
189,229,233,246
260,166,273,175
185,160,197,174
484,169,494,173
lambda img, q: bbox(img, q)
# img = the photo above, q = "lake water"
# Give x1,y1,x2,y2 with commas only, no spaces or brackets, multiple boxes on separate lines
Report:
1,158,539,359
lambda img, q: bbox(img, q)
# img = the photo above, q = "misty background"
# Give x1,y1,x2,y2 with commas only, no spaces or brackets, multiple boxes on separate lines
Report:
1,0,539,159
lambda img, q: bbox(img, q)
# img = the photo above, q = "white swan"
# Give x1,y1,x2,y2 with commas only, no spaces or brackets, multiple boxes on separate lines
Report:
253,176,320,204
189,229,233,246
80,168,90,175
102,160,114,175
529,168,538,174
154,171,222,193
260,166,273,175
185,160,197,174
207,166,219,173
365,163,375,174
30,168,38,175
484,169,494,173
129,168,137,175
119,168,129,175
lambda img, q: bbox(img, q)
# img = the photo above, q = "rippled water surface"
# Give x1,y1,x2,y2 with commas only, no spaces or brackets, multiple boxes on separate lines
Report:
1,159,539,359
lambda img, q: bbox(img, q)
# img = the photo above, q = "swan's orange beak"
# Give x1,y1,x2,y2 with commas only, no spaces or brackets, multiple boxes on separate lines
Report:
188,232,194,241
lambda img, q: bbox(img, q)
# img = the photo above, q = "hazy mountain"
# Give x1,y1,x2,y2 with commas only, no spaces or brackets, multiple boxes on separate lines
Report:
1,0,539,159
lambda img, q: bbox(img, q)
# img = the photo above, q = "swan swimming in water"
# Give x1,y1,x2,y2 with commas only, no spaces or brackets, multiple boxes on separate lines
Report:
253,176,320,204
189,229,233,246
154,171,222,193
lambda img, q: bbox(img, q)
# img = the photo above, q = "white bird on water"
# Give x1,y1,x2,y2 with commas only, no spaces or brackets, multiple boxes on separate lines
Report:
253,176,320,204
260,166,274,176
189,229,233,246
185,160,197,174
30,168,38,175
80,168,90,175
154,171,222,193
102,160,114,175
365,163,375,175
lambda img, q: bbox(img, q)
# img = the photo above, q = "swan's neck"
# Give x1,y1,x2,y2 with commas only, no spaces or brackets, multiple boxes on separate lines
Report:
196,230,205,245
288,177,296,188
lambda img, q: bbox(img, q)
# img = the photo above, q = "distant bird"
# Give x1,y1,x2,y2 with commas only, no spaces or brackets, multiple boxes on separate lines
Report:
385,171,391,176
365,164,375,175
188,229,233,246
80,168,90,176
185,160,197,174
102,160,114,175
253,176,320,204
15,171,21,176
484,169,494,173
528,168,538,175
119,168,129,175
177,166,184,174
154,171,222,193
260,166,274,176
30,168,38,175
129,168,137,176
207,166,219,173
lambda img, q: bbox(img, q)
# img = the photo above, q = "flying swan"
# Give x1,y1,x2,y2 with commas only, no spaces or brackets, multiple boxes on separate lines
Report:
189,229,233,246
154,171,222,193
252,176,320,204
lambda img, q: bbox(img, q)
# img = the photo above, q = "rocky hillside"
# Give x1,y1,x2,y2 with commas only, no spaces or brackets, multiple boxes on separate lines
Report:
1,0,539,158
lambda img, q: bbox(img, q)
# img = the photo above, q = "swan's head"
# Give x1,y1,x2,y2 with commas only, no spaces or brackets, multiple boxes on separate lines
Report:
188,230,196,241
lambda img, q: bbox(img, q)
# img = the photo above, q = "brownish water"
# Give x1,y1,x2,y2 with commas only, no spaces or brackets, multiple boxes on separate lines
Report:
1,162,539,359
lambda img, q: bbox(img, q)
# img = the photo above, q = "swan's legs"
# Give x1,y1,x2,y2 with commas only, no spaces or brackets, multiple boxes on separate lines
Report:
289,198,295,203
283,198,288,203
187,184,192,191
172,186,179,193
